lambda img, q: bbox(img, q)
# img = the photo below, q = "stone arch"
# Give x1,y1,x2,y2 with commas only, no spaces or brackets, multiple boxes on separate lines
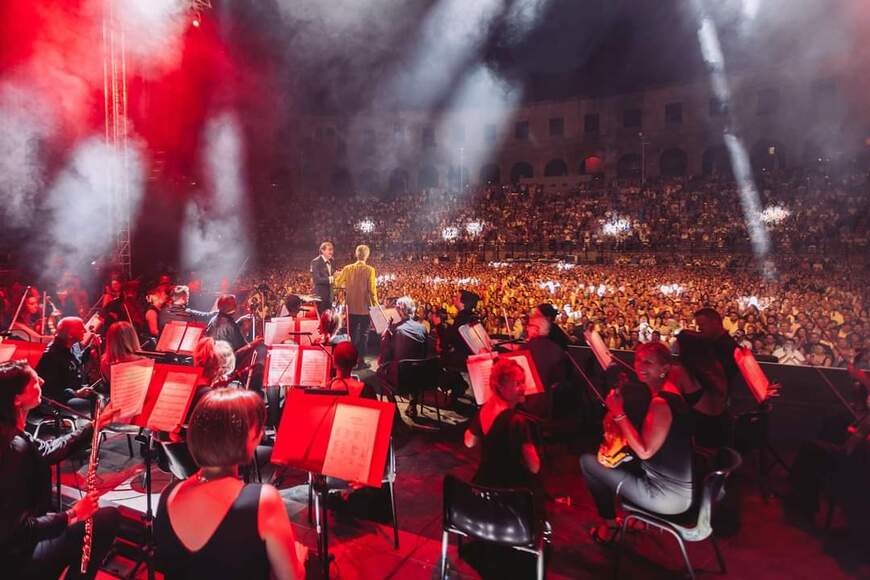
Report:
580,155,604,175
510,161,534,183
388,168,410,196
330,168,353,194
702,145,731,177
479,163,501,185
544,158,568,177
750,139,787,171
659,148,688,177
617,153,641,178
418,165,438,189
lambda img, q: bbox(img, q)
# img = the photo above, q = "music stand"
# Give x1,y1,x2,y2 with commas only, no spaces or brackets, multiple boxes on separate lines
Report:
272,390,394,578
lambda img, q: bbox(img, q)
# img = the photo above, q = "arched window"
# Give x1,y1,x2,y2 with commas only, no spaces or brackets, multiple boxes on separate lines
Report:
418,165,438,189
479,164,501,185
510,161,534,183
659,148,688,177
544,158,568,177
617,154,641,178
702,145,730,177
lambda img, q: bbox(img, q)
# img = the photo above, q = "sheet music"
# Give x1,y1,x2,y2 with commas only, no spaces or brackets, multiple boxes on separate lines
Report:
110,359,155,419
84,312,103,333
321,403,379,484
147,371,198,432
266,345,299,386
297,319,321,346
734,347,770,404
459,323,493,354
297,348,329,387
0,343,17,363
265,317,294,346
508,352,542,395
156,321,186,352
369,307,401,336
466,352,497,405
584,330,614,370
179,325,203,354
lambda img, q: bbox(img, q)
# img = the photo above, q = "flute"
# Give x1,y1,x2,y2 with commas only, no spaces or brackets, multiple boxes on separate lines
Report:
80,398,104,573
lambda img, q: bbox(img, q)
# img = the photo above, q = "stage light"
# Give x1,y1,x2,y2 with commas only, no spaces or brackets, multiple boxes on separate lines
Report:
192,18,200,27
442,226,458,241
659,283,685,296
601,217,632,237
466,221,483,236
760,205,790,225
356,219,375,233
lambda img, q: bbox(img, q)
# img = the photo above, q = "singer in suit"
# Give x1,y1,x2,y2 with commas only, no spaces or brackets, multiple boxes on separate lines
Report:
310,241,335,314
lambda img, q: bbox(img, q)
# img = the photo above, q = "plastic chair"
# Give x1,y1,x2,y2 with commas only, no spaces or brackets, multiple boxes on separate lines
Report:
307,438,400,549
397,358,443,426
615,447,743,580
440,474,550,580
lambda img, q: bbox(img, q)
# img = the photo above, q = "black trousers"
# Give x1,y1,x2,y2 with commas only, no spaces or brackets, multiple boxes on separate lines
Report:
19,507,120,580
349,314,370,359
580,454,692,519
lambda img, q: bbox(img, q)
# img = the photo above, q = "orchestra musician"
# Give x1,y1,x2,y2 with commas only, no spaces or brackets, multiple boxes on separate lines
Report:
0,360,121,579
580,342,694,544
99,322,143,387
464,359,544,502
375,296,429,419
206,295,247,353
521,309,578,419
35,317,101,416
143,286,168,343
11,289,55,340
158,285,212,329
310,241,335,314
154,388,306,579
334,245,378,368
328,342,368,397
440,290,480,371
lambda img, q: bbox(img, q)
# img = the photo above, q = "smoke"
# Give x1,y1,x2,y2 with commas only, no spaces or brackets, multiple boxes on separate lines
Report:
180,113,251,289
42,137,145,284
118,0,191,76
0,83,55,222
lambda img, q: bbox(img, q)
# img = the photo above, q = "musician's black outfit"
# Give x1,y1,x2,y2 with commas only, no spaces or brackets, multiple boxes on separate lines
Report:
522,335,578,419
677,331,736,449
580,392,694,519
158,304,211,329
441,308,477,371
155,480,271,579
376,319,429,408
35,341,92,416
310,255,334,314
206,312,246,352
0,424,120,579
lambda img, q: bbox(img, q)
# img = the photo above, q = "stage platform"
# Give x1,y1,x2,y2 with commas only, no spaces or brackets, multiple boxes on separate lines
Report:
52,389,868,580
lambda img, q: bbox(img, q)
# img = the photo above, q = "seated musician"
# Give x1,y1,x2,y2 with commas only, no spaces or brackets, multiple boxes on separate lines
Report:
144,287,168,344
328,342,368,398
158,285,212,329
11,289,48,339
440,290,480,370
675,330,730,449
464,359,543,497
206,295,246,352
0,360,121,579
100,321,143,386
189,338,237,413
521,310,576,419
580,342,694,543
375,296,429,419
154,388,306,579
318,310,351,346
35,317,100,416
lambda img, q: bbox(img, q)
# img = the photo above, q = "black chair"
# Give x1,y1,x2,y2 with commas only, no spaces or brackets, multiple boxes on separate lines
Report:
307,438,400,549
396,358,443,426
440,474,550,580
615,447,743,580
733,403,788,500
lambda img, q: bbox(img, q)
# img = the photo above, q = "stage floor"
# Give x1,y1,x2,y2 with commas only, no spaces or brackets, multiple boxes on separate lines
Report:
54,388,868,580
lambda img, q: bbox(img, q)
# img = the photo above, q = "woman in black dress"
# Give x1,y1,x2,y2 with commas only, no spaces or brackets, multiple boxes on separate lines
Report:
464,358,542,492
580,341,694,543
154,388,306,579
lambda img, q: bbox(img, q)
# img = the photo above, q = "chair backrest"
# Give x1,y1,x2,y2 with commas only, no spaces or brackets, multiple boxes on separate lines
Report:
695,447,742,536
397,358,440,392
442,474,538,547
161,441,198,480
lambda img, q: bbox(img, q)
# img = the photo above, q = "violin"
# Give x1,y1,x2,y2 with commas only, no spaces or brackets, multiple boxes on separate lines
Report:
597,371,633,468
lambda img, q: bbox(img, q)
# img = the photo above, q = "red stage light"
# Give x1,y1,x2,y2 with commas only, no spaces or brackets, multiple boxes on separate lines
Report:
192,19,200,28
